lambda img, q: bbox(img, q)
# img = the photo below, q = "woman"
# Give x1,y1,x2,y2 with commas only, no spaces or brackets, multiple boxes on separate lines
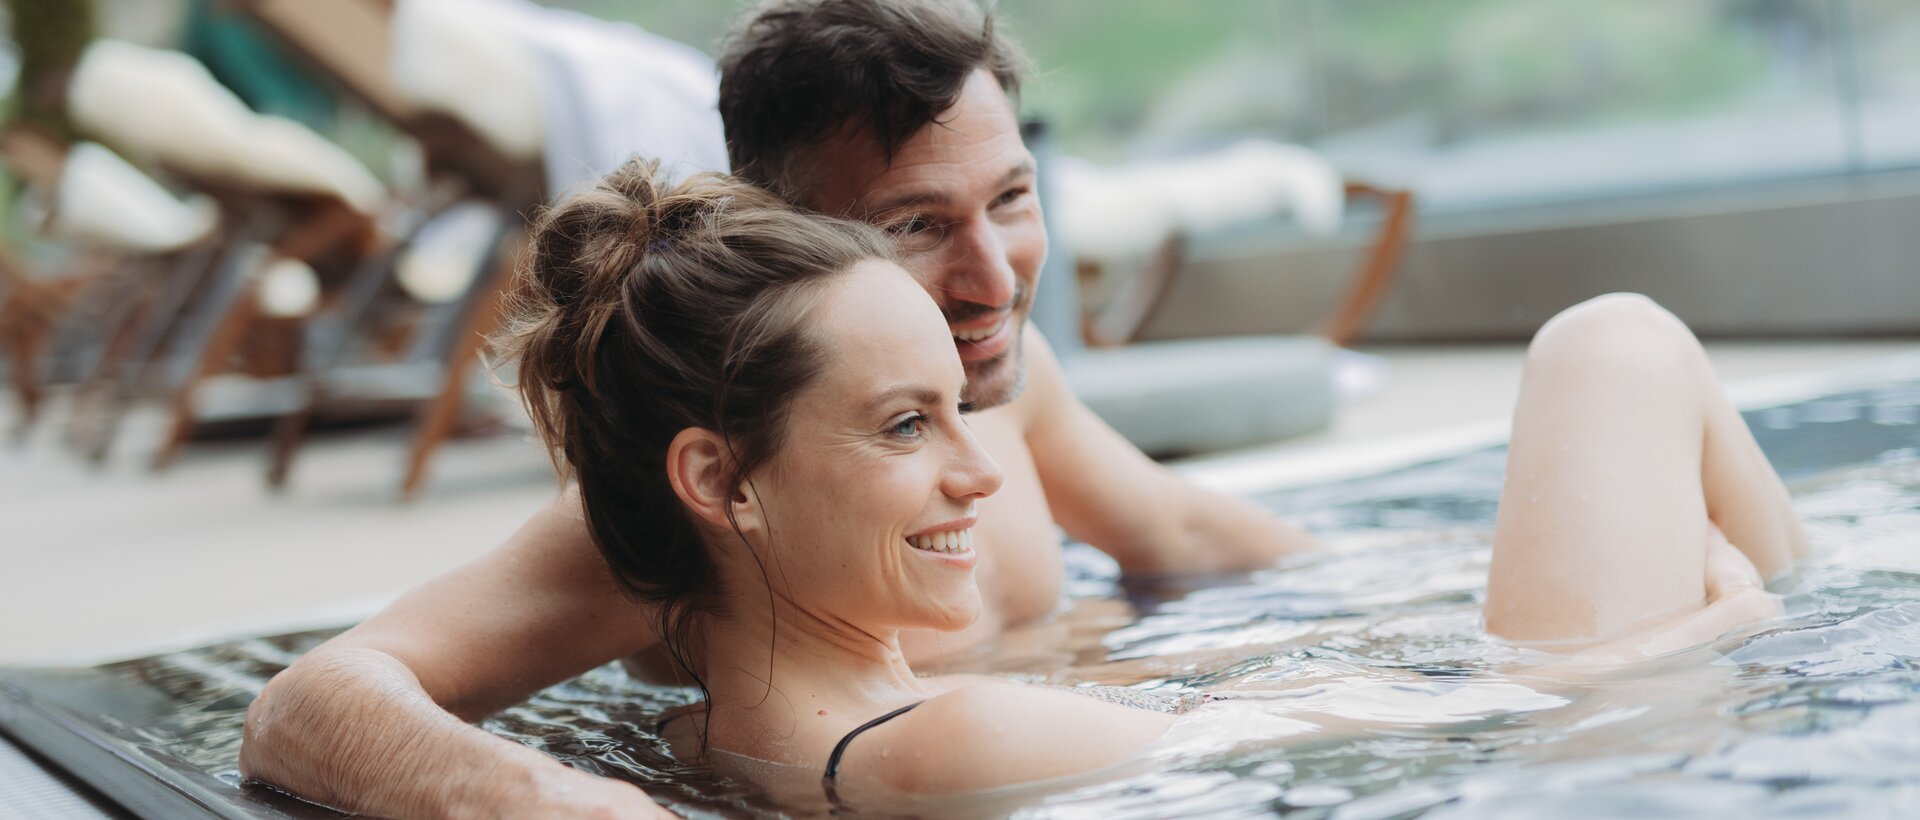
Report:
502,160,1805,804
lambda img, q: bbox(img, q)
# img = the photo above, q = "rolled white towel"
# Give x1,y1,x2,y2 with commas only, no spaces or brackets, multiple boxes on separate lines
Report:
1056,139,1345,263
391,0,544,161
68,39,387,213
53,141,219,253
395,201,502,304
255,256,321,317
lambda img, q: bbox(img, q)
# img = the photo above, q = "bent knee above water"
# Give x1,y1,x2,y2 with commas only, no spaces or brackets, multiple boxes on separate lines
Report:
1524,292,1702,376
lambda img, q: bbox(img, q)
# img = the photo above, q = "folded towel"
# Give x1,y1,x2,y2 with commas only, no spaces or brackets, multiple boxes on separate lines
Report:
391,0,728,196
391,0,544,161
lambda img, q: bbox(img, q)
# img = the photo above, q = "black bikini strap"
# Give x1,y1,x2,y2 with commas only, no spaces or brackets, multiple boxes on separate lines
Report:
822,701,923,803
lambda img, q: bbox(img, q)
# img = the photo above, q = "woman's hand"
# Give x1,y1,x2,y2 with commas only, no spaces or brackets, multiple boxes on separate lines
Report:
1704,524,1769,605
1568,525,1782,664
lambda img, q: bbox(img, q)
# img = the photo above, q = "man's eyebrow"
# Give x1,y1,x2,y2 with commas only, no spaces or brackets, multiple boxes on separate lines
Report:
993,159,1037,190
866,160,1037,214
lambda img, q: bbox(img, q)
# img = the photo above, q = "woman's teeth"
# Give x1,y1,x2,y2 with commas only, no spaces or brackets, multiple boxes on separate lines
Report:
907,529,974,554
952,317,1005,343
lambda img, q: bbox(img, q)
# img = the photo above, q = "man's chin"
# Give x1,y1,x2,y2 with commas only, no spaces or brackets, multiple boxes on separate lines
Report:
960,329,1027,410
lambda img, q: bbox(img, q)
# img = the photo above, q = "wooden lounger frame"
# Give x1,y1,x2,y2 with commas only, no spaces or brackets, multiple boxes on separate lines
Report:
235,0,543,499
1082,181,1416,349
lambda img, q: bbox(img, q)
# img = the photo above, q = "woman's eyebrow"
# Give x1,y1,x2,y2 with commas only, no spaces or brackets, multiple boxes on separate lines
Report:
865,385,943,412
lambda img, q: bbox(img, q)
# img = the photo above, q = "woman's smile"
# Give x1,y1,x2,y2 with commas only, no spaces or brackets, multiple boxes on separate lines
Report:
905,512,979,567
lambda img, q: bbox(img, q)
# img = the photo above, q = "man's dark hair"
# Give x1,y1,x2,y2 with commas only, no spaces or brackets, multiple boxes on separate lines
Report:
718,0,1027,199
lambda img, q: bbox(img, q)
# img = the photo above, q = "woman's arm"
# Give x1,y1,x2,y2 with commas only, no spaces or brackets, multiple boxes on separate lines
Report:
241,490,672,817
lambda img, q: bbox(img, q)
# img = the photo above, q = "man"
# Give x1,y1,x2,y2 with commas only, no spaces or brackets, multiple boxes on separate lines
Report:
240,1,1318,815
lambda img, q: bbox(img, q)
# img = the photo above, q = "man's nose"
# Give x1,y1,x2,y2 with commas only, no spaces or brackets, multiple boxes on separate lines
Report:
938,219,1017,311
943,421,1004,502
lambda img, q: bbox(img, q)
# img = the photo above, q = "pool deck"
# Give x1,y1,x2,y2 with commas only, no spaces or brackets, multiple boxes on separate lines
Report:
3,338,1916,666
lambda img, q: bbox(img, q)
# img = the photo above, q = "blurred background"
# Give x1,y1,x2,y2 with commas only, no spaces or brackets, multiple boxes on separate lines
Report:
1,0,1916,665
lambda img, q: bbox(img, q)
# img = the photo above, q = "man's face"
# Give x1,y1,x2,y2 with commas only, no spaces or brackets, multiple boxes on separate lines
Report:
799,70,1046,410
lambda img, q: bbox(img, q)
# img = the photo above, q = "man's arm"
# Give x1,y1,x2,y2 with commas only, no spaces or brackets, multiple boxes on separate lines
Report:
1019,328,1320,575
241,490,672,818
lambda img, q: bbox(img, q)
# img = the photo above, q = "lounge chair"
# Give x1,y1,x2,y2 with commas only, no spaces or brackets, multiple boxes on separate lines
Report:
1030,124,1414,457
241,0,727,498
0,127,223,440
57,39,387,466
236,0,546,498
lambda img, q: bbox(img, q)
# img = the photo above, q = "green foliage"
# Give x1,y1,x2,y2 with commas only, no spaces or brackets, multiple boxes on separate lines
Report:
4,0,97,142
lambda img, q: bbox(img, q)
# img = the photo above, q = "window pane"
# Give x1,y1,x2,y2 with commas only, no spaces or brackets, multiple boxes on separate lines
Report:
1002,0,1315,160
1853,0,1920,170
1310,0,1855,209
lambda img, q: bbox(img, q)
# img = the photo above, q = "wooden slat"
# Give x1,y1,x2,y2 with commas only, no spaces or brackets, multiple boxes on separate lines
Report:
1321,182,1416,347
236,0,418,124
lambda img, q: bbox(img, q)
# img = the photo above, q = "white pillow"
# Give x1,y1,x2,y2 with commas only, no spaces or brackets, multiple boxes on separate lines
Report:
395,201,503,303
54,141,218,253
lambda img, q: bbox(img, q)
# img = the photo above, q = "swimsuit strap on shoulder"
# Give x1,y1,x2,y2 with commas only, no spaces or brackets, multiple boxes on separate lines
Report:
822,701,923,804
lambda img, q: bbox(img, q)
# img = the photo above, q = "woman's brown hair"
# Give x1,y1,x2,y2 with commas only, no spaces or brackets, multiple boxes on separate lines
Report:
500,158,895,664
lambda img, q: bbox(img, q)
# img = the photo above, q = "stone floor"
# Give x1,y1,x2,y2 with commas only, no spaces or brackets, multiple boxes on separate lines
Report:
2,338,1915,665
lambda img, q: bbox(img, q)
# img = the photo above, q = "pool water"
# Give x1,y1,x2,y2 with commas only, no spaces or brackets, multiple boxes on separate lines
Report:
22,378,1920,818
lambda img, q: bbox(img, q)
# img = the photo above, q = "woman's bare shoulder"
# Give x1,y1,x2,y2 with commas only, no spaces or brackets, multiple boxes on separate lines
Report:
841,681,1173,795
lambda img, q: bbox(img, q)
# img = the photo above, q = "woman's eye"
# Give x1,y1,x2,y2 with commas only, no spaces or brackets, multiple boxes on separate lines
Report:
890,414,929,438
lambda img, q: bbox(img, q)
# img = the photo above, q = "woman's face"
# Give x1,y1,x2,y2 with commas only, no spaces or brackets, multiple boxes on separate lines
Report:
744,259,1004,634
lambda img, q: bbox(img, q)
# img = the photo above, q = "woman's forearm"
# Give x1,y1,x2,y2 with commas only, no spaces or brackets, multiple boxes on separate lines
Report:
241,646,662,818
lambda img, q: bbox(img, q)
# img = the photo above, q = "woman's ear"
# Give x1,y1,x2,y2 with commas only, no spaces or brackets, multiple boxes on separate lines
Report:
666,428,760,533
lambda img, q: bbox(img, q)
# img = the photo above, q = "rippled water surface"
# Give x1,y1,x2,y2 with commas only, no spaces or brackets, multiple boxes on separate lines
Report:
57,380,1920,817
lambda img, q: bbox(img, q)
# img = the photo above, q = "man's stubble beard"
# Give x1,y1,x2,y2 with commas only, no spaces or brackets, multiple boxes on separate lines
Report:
949,277,1033,410
961,327,1027,410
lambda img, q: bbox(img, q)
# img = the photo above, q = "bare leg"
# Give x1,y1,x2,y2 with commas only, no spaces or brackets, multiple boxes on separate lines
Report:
1484,294,1807,648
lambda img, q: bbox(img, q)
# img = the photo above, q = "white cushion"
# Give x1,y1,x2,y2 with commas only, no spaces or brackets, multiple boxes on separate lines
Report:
68,39,386,213
53,141,218,253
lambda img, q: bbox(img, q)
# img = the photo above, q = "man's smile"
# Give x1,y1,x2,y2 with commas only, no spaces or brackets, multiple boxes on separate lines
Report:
951,312,1014,360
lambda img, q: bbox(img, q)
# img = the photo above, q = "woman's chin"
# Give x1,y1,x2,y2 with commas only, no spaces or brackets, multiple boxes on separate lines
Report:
933,608,982,633
919,590,985,633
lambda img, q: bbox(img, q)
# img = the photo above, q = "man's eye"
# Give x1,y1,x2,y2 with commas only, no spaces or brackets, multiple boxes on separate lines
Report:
993,187,1030,207
888,216,934,235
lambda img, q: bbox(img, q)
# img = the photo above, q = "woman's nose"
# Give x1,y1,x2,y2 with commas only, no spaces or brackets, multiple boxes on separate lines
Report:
944,421,1004,501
